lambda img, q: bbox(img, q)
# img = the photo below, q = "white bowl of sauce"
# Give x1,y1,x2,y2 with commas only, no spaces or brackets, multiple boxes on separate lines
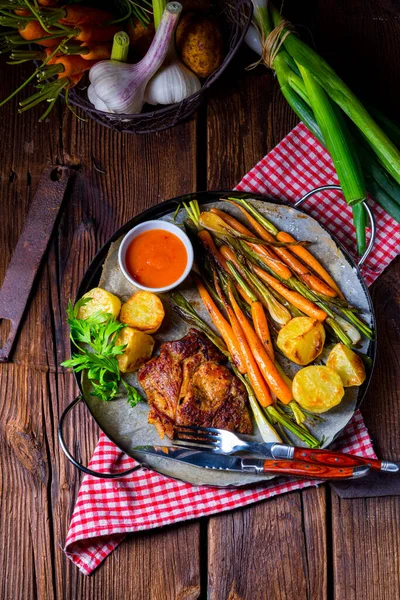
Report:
118,220,194,293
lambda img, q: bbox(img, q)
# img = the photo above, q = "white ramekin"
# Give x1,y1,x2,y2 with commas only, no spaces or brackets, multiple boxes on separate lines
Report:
118,220,194,293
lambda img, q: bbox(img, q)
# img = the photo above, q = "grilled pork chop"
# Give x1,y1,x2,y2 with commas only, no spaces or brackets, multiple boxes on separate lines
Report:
138,329,252,439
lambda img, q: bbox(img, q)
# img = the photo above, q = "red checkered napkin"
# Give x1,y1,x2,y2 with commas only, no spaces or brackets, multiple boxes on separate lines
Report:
65,123,400,575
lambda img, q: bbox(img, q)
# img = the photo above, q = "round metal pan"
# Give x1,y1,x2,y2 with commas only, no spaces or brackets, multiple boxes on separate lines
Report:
59,189,377,486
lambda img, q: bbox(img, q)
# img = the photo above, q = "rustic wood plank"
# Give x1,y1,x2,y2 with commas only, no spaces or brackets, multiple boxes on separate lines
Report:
208,487,328,600
205,43,327,600
50,111,202,598
331,259,400,600
0,56,201,599
313,1,400,598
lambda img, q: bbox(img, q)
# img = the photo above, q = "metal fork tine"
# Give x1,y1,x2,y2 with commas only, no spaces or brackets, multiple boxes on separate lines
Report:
173,439,216,450
174,431,219,445
174,425,221,436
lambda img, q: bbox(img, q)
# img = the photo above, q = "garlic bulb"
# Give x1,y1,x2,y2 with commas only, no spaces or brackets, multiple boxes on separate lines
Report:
145,46,201,105
88,2,182,114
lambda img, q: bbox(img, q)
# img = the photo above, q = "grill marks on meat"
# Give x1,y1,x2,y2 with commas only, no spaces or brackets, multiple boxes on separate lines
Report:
138,329,252,438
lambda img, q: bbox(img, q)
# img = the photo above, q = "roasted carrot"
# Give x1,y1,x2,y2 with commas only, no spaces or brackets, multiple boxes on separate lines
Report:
198,230,228,271
210,208,293,280
222,285,274,407
230,200,337,297
276,231,344,298
252,264,327,321
217,245,254,305
246,242,293,280
210,207,254,237
252,302,274,361
73,24,120,43
59,6,114,26
79,42,112,61
193,274,245,373
228,286,293,404
54,55,96,77
213,271,249,373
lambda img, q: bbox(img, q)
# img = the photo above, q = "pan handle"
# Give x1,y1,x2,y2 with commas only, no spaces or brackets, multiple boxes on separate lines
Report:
293,185,376,268
58,396,142,479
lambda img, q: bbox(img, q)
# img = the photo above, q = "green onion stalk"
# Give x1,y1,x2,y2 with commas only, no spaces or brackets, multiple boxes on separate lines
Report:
111,31,130,62
247,1,400,249
171,291,320,447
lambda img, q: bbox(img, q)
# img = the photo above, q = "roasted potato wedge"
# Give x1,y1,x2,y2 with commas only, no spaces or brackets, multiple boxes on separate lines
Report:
292,365,344,413
326,343,366,387
78,287,121,320
115,327,154,373
119,291,165,334
277,317,326,365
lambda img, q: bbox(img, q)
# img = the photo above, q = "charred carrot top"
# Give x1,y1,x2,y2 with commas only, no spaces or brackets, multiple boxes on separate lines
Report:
193,274,245,373
276,231,344,298
251,302,274,362
252,264,328,321
229,287,293,404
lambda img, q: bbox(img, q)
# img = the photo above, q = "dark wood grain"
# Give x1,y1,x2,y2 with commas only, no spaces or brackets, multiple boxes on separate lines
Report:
0,58,201,599
0,0,399,598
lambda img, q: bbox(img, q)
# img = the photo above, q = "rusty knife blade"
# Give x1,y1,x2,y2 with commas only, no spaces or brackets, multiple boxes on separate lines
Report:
0,166,75,361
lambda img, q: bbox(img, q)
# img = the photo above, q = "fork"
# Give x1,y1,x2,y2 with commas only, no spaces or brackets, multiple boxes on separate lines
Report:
173,425,399,472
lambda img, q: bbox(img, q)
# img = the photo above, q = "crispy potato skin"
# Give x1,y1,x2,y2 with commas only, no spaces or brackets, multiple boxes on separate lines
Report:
277,317,326,365
78,287,121,320
176,13,223,78
115,327,154,373
119,291,165,335
326,343,366,387
292,365,344,413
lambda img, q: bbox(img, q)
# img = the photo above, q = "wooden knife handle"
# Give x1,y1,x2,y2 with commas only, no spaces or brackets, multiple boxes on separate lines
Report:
262,459,367,479
292,448,382,471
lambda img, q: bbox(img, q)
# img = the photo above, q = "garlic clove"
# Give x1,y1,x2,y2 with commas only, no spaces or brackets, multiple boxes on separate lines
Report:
87,83,111,113
145,48,201,105
87,3,183,115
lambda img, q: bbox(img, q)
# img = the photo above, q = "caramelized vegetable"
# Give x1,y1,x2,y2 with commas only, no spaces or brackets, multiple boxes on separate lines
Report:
78,287,121,320
115,327,154,373
119,291,165,335
277,317,326,366
326,343,366,387
292,365,344,413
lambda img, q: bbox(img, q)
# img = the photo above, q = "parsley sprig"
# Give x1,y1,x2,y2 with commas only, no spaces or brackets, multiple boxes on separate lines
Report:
61,297,143,407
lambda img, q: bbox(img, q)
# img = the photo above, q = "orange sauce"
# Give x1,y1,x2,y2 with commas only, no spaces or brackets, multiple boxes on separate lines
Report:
125,229,188,288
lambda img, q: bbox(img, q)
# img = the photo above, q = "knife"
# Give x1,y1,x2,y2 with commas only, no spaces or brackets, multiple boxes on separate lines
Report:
133,446,370,479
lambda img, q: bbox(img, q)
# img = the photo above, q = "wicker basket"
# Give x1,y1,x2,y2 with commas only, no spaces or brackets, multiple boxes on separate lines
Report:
68,0,253,134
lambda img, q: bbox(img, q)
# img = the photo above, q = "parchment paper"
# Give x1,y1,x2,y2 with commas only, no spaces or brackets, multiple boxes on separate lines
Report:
82,200,372,486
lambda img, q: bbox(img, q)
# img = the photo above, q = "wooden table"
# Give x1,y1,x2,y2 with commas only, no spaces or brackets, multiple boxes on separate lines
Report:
1,1,399,598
